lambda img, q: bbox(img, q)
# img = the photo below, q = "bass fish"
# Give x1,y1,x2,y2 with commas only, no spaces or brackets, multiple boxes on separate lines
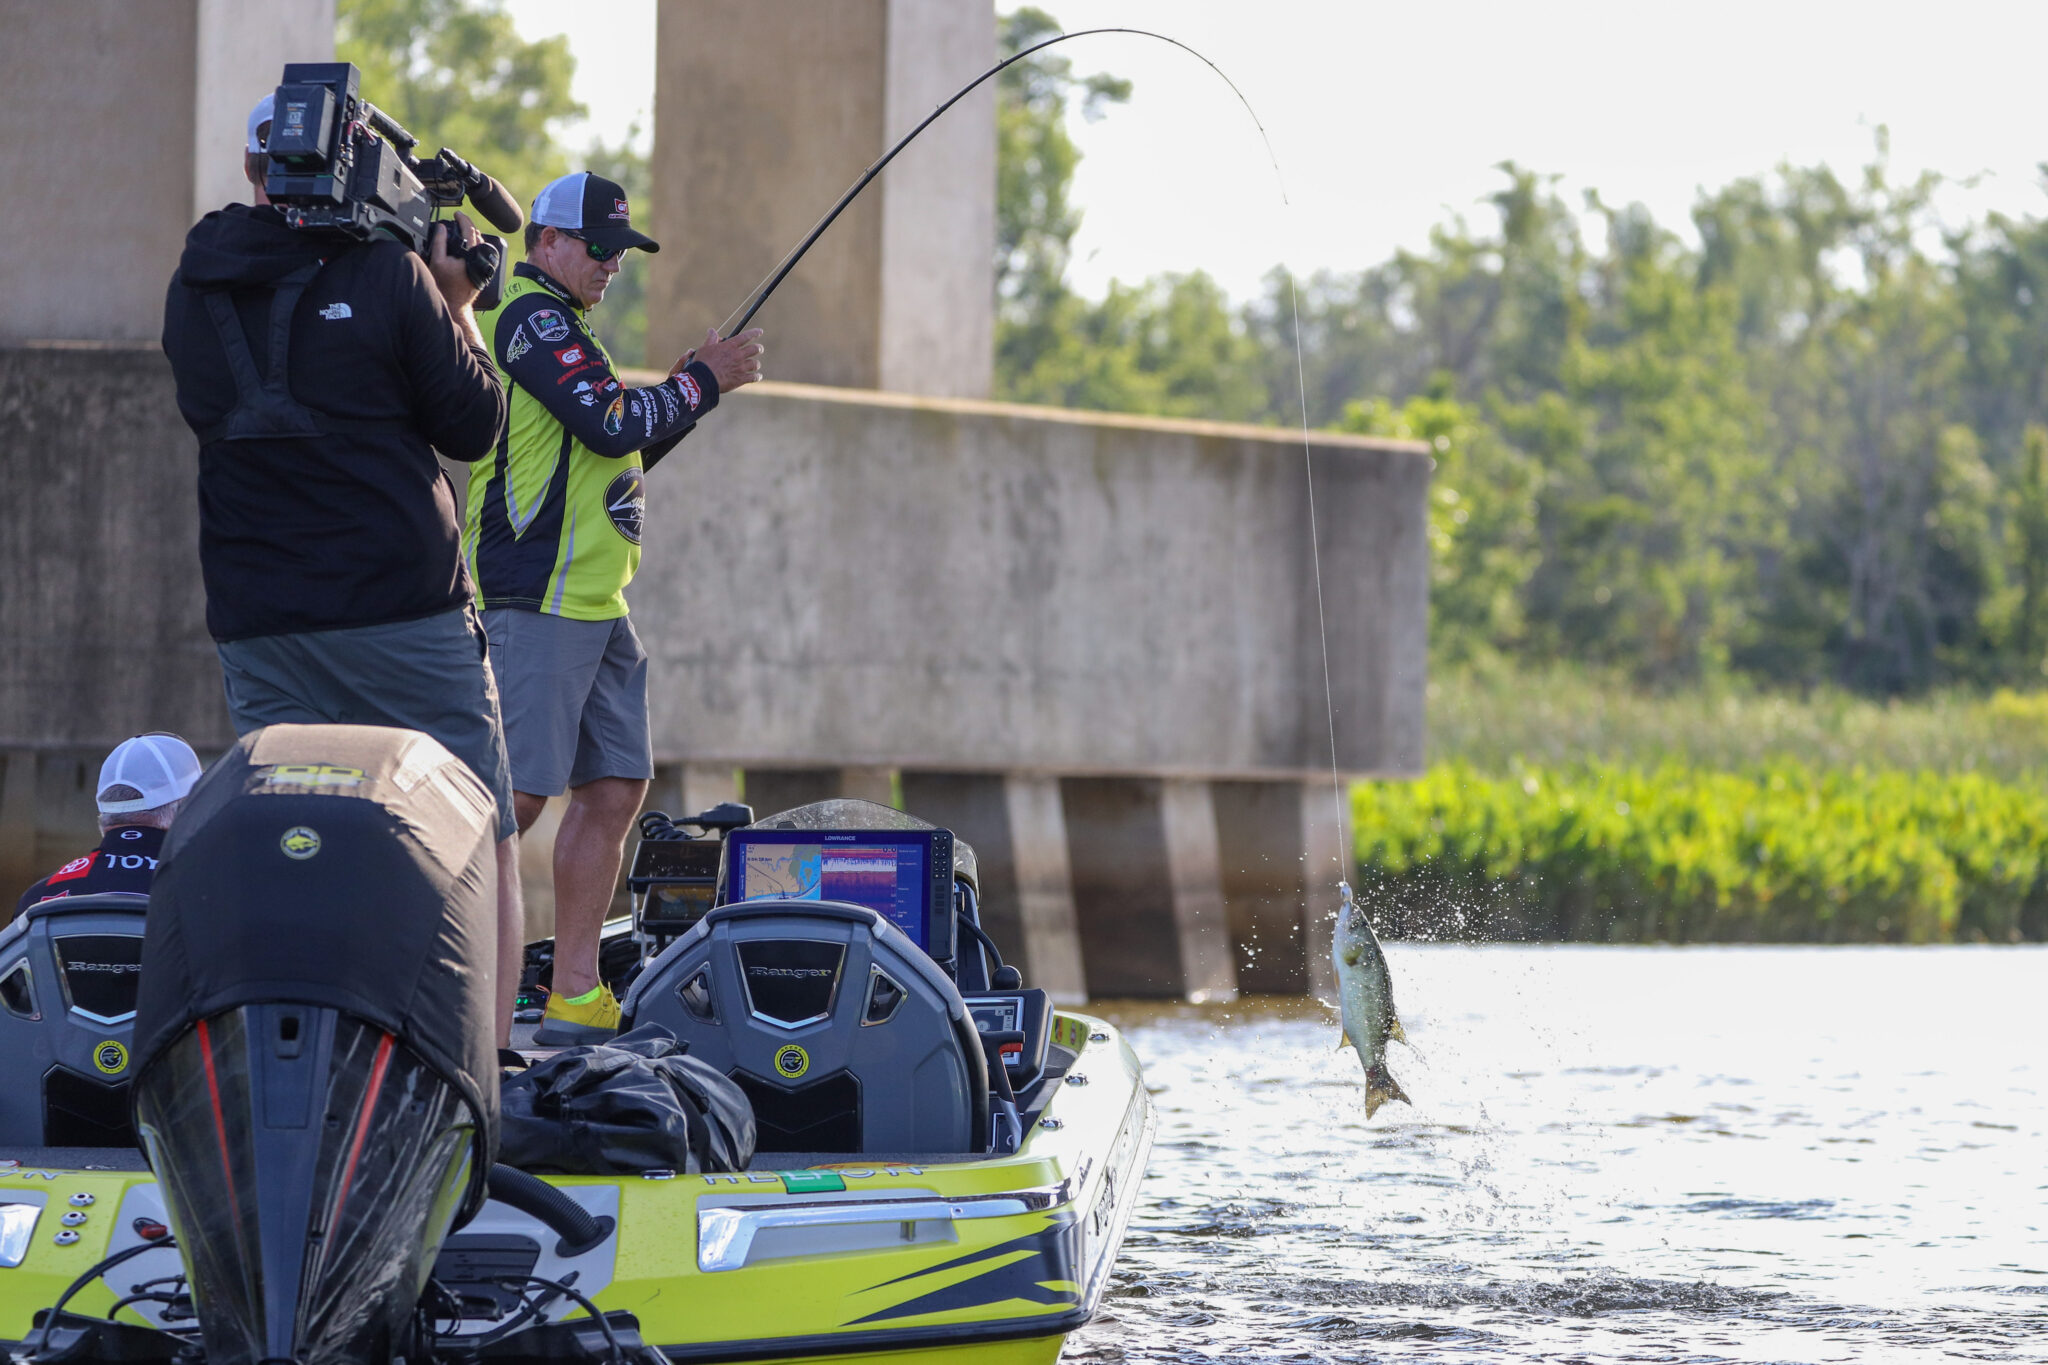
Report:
1334,882,1411,1118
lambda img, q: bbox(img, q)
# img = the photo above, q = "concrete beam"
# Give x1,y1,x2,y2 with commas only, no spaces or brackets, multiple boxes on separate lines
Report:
647,0,994,395
628,381,1431,779
2,356,1428,780
1061,777,1237,1002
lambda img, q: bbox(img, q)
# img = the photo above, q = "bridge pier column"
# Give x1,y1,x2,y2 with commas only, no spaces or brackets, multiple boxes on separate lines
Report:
647,761,742,821
1214,779,1354,997
900,772,1086,1003
0,753,40,919
739,766,900,820
1061,777,1238,1002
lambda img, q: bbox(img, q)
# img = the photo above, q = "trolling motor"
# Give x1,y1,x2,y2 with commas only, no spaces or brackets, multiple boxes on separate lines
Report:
127,725,500,1365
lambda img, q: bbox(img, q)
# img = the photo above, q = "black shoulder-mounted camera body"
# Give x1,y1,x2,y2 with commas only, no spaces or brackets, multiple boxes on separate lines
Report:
263,62,525,311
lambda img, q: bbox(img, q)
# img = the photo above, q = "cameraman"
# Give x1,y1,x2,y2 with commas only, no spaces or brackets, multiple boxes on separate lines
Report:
466,171,763,1045
159,94,523,1044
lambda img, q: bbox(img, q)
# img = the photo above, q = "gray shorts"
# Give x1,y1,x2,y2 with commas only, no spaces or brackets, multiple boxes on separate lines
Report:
484,608,653,796
216,605,518,841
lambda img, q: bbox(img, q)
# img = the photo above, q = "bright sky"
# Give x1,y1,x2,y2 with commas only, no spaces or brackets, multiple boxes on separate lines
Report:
504,0,2048,303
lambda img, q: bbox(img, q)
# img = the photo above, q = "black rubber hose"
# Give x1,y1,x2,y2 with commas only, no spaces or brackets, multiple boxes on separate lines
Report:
956,909,1006,974
487,1165,616,1258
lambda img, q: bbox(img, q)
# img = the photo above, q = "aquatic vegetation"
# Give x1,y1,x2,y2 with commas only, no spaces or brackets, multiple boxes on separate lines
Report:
1352,761,2048,943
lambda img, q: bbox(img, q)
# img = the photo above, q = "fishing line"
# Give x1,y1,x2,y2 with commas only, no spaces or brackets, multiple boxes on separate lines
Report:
719,25,1354,902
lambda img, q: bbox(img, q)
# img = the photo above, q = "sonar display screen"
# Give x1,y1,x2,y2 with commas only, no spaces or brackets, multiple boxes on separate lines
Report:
731,835,932,947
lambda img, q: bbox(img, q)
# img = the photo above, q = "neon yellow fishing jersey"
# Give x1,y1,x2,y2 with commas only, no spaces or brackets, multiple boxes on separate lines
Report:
464,264,718,619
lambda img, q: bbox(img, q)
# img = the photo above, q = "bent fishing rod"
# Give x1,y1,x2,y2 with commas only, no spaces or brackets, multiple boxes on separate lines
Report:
719,26,1283,338
709,26,1349,891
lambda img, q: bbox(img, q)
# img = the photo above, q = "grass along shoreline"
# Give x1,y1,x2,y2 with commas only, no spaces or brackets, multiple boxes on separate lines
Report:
1356,670,2048,944
1427,664,2048,780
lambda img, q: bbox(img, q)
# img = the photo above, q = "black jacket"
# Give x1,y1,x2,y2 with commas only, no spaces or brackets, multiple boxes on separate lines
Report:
15,825,166,915
162,205,506,640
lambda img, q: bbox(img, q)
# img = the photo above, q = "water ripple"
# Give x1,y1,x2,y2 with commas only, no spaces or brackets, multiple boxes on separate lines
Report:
1068,946,2048,1362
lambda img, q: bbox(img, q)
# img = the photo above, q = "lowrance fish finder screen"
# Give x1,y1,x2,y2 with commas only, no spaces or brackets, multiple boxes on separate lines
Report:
725,831,938,949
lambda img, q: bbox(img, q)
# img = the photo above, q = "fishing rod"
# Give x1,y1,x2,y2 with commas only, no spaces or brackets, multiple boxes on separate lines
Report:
719,26,1286,337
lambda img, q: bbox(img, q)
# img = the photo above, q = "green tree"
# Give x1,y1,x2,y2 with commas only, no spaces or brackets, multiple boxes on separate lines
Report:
337,0,655,363
994,6,1130,311
580,128,651,366
336,0,583,206
1342,376,1538,661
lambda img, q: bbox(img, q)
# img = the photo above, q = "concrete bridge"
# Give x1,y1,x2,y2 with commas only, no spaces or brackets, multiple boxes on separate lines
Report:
0,1,1429,1001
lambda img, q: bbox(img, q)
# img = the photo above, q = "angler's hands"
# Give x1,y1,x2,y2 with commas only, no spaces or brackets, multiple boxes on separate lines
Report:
680,327,766,392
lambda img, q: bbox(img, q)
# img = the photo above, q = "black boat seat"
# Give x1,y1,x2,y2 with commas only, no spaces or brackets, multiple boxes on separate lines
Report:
623,900,990,1155
0,893,149,1148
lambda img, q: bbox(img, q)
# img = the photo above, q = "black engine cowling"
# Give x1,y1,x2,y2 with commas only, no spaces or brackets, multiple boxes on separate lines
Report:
131,724,500,1365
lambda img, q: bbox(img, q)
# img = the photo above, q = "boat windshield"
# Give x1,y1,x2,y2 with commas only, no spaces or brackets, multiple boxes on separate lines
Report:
749,798,933,832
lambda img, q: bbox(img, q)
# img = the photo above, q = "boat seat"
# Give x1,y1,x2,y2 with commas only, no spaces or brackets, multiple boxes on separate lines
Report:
623,900,990,1155
0,893,149,1148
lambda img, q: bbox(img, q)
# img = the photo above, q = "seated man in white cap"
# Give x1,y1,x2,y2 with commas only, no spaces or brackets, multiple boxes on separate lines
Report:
14,734,204,916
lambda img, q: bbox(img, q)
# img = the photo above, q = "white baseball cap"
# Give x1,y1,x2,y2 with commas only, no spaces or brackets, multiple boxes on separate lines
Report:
97,734,203,815
247,93,274,153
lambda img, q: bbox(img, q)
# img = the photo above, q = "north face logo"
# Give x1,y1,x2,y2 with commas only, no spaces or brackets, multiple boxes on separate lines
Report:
318,302,353,320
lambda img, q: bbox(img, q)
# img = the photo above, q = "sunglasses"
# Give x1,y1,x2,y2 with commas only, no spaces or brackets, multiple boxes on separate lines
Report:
560,229,626,262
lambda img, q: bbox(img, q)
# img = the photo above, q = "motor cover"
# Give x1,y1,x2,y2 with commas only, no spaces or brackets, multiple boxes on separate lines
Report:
133,724,500,1168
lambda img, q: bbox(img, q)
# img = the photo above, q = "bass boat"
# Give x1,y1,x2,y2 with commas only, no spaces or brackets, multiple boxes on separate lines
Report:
0,725,1151,1364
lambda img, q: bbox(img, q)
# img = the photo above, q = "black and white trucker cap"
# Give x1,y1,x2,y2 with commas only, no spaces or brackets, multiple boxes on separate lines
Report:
530,172,661,254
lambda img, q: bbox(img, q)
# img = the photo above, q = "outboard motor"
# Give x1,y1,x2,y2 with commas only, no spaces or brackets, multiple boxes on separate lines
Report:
131,725,500,1365
0,892,148,1145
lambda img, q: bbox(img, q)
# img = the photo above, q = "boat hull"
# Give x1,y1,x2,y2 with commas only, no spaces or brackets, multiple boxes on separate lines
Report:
0,1011,1152,1365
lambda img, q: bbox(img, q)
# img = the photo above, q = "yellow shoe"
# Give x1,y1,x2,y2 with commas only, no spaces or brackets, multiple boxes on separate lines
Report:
533,984,622,1047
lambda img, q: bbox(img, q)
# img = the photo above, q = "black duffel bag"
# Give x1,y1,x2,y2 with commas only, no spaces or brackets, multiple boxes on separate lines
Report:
501,1023,755,1174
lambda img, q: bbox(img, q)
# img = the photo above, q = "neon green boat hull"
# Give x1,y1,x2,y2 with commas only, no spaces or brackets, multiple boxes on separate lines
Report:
0,1011,1151,1364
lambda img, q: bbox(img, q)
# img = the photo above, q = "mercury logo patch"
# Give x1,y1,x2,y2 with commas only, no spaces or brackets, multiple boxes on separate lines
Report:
605,468,644,544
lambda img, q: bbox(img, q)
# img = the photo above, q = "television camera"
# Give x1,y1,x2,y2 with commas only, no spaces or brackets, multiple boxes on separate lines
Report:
262,62,525,309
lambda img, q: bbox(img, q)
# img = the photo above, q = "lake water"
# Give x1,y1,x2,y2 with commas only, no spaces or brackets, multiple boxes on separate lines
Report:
1069,946,2047,1363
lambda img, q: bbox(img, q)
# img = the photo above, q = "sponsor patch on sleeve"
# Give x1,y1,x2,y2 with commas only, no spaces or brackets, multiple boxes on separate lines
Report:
605,467,644,543
504,323,531,362
556,345,584,367
604,395,625,436
530,308,572,343
677,372,703,409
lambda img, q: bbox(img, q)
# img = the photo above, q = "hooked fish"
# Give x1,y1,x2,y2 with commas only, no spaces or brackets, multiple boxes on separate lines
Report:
1334,882,1410,1118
